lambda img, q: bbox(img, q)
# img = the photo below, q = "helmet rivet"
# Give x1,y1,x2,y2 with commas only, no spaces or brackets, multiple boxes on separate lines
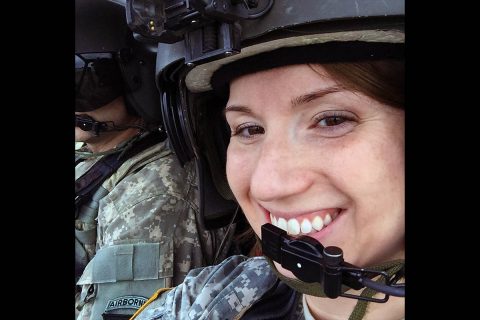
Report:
186,62,195,67
225,51,233,56
150,26,155,31
149,21,154,26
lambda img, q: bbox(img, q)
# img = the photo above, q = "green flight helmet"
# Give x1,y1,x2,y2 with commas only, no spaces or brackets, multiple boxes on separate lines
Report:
142,0,404,228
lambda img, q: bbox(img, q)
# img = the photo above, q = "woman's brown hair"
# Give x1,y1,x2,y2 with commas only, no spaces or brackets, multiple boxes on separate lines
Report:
313,59,404,110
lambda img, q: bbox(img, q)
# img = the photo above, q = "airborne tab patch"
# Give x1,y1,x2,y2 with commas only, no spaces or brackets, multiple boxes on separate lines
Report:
104,295,147,312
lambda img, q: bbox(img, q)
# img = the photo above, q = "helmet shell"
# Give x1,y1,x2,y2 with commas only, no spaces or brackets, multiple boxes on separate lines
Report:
152,0,405,227
75,0,128,54
75,0,162,126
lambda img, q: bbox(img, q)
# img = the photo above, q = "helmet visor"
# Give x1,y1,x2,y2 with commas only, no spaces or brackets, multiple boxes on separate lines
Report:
75,53,123,112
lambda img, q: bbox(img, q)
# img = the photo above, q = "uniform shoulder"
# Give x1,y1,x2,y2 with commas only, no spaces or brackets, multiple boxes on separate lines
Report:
135,255,278,320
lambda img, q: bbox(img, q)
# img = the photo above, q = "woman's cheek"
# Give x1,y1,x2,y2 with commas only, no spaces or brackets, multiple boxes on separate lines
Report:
227,146,251,194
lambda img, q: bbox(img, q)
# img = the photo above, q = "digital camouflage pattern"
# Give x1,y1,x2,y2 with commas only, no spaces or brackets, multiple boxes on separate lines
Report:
133,255,305,320
75,139,231,319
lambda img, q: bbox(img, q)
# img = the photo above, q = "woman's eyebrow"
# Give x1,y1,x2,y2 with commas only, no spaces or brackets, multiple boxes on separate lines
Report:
224,105,252,116
224,85,345,115
291,85,345,108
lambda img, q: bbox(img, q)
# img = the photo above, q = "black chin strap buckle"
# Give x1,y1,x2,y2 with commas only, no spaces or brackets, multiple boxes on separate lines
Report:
261,223,405,302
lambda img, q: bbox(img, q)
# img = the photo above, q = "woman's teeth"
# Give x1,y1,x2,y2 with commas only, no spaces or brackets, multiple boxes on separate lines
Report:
287,219,300,235
270,211,338,236
301,219,312,234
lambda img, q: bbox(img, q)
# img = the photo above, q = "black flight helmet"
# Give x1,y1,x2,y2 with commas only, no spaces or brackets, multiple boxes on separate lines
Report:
75,0,162,127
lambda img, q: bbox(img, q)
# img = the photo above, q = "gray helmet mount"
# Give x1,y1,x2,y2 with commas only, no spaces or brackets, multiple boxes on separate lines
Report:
124,0,404,228
75,0,162,128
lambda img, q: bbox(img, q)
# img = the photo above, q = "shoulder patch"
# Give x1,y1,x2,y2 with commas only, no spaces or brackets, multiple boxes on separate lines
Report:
104,295,148,312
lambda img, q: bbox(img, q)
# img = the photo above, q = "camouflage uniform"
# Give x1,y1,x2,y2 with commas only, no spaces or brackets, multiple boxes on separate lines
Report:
75,138,230,319
133,255,306,320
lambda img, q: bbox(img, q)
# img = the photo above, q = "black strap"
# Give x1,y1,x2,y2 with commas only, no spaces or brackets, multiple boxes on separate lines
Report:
75,130,166,210
75,154,84,166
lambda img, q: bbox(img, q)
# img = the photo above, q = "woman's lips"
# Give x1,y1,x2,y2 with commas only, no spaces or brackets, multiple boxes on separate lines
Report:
268,208,341,236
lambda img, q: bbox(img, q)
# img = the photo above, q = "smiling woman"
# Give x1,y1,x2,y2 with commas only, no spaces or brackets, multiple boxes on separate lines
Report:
131,0,404,319
224,61,404,318
135,58,404,320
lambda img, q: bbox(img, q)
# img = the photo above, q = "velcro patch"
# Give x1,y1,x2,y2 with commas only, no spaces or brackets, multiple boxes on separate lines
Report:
104,295,147,312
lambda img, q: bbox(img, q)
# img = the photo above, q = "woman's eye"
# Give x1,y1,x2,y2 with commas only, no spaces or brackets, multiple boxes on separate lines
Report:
318,116,347,127
312,111,357,137
232,124,265,139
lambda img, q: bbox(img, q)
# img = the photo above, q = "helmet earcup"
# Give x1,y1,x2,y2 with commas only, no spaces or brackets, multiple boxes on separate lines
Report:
159,61,238,229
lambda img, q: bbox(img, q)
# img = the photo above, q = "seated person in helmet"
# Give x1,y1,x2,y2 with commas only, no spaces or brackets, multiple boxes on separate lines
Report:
132,2,405,320
74,1,233,319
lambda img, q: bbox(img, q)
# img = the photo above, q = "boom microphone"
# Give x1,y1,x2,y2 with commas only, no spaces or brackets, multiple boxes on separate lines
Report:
261,223,405,302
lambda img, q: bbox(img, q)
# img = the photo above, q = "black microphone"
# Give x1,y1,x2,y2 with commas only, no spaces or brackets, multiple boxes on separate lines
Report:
261,223,405,302
75,115,110,136
75,115,146,136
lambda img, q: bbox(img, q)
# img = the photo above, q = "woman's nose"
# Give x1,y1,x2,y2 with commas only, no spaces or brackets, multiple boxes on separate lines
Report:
250,138,313,202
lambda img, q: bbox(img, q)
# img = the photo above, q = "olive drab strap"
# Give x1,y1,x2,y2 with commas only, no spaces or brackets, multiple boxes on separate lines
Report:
348,261,405,320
